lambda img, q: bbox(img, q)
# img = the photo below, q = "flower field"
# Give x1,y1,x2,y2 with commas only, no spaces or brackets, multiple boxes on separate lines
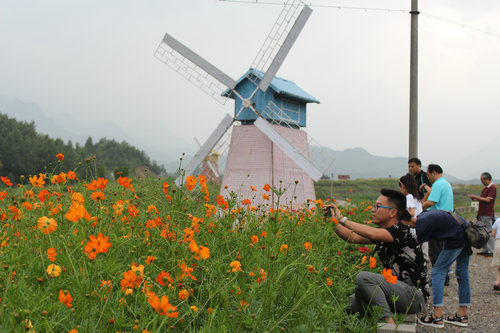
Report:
0,156,383,332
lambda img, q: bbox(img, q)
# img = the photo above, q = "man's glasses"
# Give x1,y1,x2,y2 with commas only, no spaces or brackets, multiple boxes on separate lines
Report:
374,204,394,211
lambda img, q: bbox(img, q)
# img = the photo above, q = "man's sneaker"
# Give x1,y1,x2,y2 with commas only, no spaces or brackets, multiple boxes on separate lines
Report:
444,313,468,327
494,285,500,291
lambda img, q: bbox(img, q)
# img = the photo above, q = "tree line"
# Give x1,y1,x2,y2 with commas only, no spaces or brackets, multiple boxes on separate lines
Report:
0,113,165,182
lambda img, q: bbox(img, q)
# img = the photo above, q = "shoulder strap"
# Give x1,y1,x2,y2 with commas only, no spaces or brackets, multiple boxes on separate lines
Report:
446,211,465,226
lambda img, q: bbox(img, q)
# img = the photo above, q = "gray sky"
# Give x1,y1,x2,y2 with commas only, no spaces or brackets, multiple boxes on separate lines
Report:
1,0,499,178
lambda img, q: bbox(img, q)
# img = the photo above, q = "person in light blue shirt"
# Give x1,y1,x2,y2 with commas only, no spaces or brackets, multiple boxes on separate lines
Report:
422,164,453,211
421,164,455,285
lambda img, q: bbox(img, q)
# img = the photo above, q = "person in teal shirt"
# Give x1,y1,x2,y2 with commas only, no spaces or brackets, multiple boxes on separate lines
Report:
423,164,454,211
421,164,455,285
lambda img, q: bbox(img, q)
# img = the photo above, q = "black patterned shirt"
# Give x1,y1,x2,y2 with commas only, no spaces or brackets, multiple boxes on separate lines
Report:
375,222,429,300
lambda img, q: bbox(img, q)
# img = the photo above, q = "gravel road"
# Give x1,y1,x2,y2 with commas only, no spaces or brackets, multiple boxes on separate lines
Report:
416,249,500,333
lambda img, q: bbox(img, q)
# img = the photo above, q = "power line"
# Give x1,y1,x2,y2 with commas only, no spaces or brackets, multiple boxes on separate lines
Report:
217,0,500,39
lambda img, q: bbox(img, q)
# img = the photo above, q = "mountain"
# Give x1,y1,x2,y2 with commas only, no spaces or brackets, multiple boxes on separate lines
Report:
0,96,193,171
309,146,408,179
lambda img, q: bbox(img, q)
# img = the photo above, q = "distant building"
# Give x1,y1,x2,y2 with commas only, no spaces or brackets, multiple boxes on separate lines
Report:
337,174,351,181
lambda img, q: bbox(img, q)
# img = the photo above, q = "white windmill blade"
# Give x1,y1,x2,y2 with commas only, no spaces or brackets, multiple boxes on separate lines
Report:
193,137,220,178
175,114,234,186
254,117,322,181
249,0,312,91
258,4,312,92
155,33,237,104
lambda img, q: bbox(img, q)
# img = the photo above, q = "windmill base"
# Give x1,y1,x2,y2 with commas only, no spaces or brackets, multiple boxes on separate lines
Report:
221,124,316,208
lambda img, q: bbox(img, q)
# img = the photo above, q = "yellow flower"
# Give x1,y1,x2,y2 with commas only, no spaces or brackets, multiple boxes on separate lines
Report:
47,264,62,277
190,305,199,313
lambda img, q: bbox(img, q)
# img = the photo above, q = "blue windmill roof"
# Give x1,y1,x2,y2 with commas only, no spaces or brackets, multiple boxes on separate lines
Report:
222,68,320,104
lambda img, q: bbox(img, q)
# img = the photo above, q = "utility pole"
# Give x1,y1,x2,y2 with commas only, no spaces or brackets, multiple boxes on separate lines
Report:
409,0,419,158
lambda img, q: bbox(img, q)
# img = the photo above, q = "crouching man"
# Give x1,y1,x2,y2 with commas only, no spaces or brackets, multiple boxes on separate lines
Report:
324,189,428,324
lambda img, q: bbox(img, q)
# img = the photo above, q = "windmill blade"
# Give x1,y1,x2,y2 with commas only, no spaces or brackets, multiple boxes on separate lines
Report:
194,138,220,178
176,114,234,186
249,0,312,92
258,4,312,92
155,33,237,104
254,117,322,181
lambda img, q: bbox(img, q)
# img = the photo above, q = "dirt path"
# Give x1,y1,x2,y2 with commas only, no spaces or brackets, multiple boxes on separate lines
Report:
416,248,500,333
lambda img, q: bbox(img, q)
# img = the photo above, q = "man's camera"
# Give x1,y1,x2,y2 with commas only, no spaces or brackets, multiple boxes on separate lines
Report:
324,207,332,217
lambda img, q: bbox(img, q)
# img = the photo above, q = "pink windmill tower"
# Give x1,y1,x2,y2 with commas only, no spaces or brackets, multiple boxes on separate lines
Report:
154,0,322,207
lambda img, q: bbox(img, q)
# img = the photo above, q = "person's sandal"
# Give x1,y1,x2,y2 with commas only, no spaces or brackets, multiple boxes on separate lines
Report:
444,313,468,327
417,313,444,328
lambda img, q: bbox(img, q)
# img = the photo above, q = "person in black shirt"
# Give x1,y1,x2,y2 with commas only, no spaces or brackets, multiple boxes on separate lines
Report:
408,157,432,202
324,189,428,325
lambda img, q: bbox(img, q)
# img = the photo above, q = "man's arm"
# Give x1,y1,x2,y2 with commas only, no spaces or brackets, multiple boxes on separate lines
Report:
422,199,435,210
325,204,394,243
468,194,492,203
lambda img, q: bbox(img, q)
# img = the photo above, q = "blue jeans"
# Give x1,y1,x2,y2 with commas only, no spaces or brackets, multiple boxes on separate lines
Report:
431,245,470,306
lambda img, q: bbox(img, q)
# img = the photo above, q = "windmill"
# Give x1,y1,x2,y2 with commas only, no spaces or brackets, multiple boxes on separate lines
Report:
155,0,322,207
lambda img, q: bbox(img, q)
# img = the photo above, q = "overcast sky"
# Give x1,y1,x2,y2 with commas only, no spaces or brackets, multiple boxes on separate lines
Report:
1,0,499,177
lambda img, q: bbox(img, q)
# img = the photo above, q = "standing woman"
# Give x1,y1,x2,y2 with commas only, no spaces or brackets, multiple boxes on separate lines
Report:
399,173,423,218
400,173,428,262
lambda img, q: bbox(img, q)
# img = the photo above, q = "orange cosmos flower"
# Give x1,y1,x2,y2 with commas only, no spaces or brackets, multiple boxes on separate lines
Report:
147,293,179,317
156,271,173,286
262,193,270,200
381,268,398,284
47,247,57,262
326,277,333,286
67,170,76,180
304,242,312,251
189,239,210,261
37,216,57,234
280,244,289,253
260,231,268,237
121,270,143,290
65,201,91,222
230,261,242,272
117,176,134,190
0,176,12,186
145,255,156,265
361,256,367,264
179,262,197,281
56,153,64,161
185,175,196,191
51,172,67,184
178,289,189,301
91,191,106,201
47,264,62,277
250,186,257,192
59,290,73,308
29,174,46,187
84,233,111,260
263,184,271,192
251,235,259,244
369,256,377,269
162,181,169,194
216,195,228,209
238,300,249,311
85,178,108,191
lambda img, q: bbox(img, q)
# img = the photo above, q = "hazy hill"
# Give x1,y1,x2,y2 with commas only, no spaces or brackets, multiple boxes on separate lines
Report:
0,96,192,170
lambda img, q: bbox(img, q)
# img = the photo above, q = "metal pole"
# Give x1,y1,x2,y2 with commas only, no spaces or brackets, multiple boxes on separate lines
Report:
409,0,419,158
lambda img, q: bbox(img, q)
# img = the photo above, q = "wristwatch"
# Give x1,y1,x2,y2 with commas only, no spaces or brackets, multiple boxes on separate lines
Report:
340,217,348,226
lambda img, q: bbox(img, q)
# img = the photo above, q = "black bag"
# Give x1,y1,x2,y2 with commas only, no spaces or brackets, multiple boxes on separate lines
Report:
448,211,490,249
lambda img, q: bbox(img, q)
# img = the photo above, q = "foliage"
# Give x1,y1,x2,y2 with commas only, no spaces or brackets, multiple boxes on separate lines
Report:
0,113,165,182
0,158,385,332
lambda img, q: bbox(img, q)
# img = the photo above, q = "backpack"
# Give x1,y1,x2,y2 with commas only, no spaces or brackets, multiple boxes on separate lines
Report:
447,211,490,249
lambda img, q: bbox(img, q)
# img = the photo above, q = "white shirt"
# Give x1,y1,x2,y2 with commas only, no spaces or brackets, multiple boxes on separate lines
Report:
406,194,423,217
493,218,500,239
